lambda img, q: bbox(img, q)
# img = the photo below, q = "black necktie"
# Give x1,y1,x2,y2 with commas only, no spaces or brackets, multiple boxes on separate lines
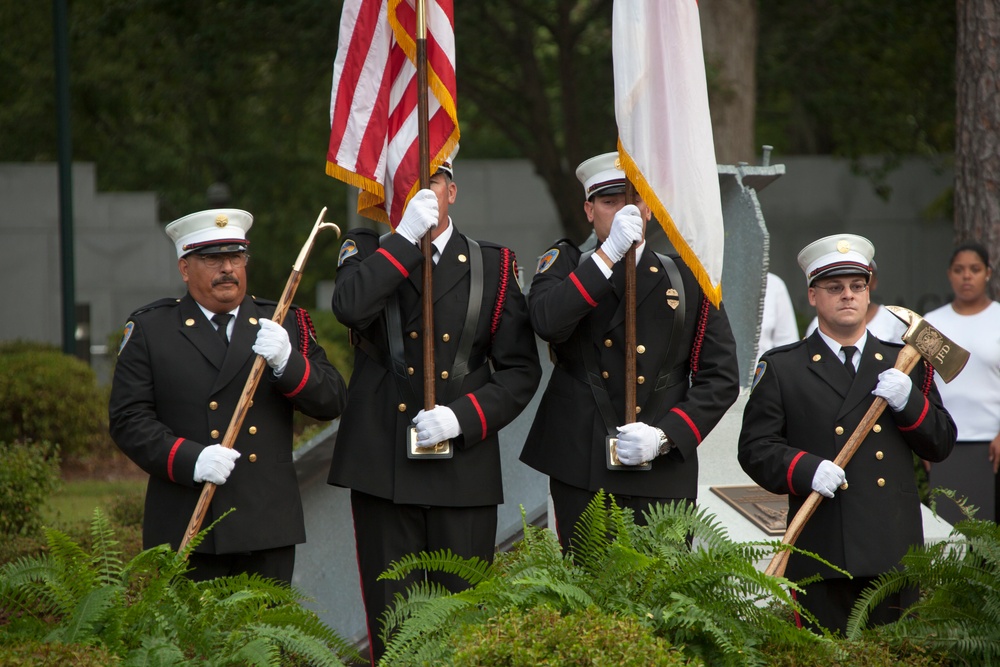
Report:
212,313,233,347
841,345,857,378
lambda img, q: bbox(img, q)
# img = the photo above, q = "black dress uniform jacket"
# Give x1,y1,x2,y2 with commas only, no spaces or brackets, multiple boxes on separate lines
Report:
520,240,740,498
328,227,542,506
109,293,347,554
738,331,956,580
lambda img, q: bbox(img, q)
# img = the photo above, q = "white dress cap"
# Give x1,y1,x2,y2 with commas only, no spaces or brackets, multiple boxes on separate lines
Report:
575,152,627,200
165,209,253,259
796,233,874,286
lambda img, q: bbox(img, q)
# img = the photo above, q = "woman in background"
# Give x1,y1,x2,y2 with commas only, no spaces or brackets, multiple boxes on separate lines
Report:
924,241,1000,524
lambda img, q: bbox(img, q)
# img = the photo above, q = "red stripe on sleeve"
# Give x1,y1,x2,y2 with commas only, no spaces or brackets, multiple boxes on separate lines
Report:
285,358,311,398
787,451,807,496
670,407,702,443
468,393,488,440
569,272,598,307
377,247,409,277
898,396,929,432
167,437,184,483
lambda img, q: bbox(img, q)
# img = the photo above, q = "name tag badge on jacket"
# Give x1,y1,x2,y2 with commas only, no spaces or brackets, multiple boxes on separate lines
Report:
536,248,559,274
117,321,135,356
751,360,767,393
338,240,358,266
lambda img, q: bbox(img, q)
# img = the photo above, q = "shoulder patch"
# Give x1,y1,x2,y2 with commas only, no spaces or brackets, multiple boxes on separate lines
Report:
750,360,767,393
536,248,559,274
117,321,135,356
338,239,358,266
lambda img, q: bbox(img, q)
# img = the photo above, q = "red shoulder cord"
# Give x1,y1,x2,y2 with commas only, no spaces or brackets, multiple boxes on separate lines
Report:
921,360,934,396
689,296,710,378
490,248,513,343
295,308,315,355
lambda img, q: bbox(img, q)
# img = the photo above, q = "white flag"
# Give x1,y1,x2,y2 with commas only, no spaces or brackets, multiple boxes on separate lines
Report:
613,0,724,305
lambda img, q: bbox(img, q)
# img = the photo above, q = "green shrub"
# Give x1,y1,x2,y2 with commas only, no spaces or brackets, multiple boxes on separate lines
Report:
0,440,61,537
0,509,361,666
0,639,120,666
0,347,113,461
449,606,695,667
377,495,834,666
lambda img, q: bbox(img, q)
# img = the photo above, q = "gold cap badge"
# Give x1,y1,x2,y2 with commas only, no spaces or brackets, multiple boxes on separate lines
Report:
215,214,228,228
837,239,850,253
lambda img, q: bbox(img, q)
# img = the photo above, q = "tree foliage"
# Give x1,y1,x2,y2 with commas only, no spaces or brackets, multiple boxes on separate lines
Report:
0,0,348,300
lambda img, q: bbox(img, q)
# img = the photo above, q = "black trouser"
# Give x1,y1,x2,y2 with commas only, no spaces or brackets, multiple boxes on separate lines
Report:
186,545,296,584
350,490,497,665
549,477,694,553
794,578,918,635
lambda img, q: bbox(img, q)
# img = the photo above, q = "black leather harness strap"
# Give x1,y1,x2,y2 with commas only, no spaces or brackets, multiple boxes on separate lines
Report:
354,236,485,415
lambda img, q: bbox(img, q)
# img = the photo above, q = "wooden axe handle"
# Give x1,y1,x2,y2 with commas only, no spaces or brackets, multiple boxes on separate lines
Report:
764,344,923,578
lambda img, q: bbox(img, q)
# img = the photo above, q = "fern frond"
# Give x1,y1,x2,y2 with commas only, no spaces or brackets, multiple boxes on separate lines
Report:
378,548,494,587
44,583,120,645
88,508,125,587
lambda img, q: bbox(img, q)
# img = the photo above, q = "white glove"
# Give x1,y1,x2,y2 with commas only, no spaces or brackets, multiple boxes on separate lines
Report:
615,422,661,466
396,189,439,244
253,318,292,375
412,405,461,448
811,460,846,499
872,368,911,412
193,444,241,485
599,204,644,265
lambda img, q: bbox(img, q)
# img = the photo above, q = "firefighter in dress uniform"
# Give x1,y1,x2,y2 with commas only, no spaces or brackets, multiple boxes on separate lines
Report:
520,151,741,551
327,151,542,663
738,233,956,633
110,209,347,583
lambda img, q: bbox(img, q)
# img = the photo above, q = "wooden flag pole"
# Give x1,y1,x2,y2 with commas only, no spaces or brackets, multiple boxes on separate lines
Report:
623,179,638,424
415,0,436,411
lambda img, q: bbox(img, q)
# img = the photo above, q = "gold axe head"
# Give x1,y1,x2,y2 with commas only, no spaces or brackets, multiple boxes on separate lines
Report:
885,305,969,383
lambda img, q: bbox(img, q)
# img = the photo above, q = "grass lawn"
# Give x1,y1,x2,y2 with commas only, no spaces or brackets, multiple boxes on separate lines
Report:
44,477,146,528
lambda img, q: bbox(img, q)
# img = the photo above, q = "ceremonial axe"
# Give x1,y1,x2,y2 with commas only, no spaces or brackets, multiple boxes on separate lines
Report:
764,305,969,578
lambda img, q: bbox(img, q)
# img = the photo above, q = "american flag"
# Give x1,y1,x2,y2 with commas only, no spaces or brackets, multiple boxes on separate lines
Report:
326,0,459,228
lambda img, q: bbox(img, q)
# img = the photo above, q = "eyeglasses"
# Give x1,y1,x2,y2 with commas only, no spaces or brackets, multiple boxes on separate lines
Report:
194,253,250,269
812,282,868,295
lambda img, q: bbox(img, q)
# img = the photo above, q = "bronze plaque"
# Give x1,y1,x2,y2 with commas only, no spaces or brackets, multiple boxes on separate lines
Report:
710,485,787,536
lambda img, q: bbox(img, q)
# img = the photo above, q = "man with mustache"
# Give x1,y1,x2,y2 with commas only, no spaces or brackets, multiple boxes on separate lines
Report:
109,209,347,583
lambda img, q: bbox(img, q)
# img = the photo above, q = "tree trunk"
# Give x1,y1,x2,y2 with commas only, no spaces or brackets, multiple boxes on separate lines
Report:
955,0,1000,294
699,0,758,165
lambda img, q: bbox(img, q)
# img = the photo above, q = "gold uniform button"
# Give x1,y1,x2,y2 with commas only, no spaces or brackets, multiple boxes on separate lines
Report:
876,451,884,460
604,339,613,348
601,371,609,379
812,354,822,362
873,424,882,433
248,426,257,435
875,352,884,361
458,254,467,263
877,478,886,487
407,366,415,375
650,266,659,273
835,426,844,435
209,401,218,410
210,429,220,439
398,403,407,412
249,317,258,325
185,318,196,327
248,453,257,463
637,345,646,354
637,376,645,384
441,371,449,379
249,400,254,407
635,406,642,414
840,482,849,490
409,331,418,339
442,333,451,342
